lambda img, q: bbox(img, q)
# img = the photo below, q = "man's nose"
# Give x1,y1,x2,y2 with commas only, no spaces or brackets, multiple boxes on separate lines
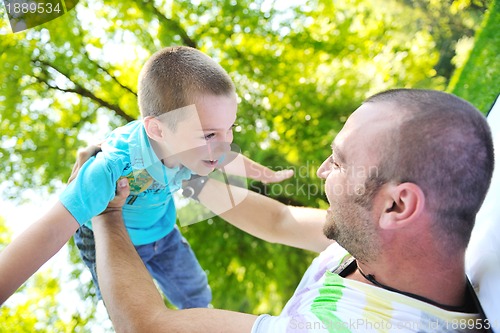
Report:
316,160,330,179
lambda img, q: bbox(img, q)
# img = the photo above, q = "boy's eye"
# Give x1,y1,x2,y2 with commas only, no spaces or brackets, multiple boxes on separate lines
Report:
204,133,216,140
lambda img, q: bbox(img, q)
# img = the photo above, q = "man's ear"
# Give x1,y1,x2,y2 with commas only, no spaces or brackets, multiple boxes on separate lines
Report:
143,116,166,141
379,182,425,230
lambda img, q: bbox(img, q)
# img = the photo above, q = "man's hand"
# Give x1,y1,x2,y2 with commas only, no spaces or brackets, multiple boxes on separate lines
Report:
68,144,102,184
99,178,130,215
67,143,128,216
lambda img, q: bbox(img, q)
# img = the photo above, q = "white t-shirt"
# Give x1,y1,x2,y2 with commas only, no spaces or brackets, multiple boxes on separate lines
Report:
252,243,486,332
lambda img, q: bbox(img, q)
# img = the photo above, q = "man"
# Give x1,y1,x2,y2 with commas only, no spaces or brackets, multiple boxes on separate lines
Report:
93,89,493,332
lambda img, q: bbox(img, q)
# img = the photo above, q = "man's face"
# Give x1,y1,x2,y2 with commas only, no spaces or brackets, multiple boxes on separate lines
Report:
157,93,238,175
316,102,395,262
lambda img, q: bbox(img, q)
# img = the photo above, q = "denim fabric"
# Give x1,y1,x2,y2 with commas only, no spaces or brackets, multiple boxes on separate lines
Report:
74,224,211,309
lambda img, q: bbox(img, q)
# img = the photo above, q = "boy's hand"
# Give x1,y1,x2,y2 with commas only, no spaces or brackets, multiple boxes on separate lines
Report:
68,144,102,184
261,169,294,184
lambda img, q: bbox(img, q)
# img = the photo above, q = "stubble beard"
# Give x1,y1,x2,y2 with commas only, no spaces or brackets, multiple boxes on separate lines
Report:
323,201,380,263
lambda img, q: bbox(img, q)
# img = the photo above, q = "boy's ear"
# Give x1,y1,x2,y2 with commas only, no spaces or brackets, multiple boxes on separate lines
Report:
143,116,166,141
378,182,425,230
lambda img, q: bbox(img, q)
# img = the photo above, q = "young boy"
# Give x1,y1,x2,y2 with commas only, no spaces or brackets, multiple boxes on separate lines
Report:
0,46,292,307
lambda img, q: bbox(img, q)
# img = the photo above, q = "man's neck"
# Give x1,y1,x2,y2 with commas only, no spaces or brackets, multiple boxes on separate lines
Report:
346,254,468,310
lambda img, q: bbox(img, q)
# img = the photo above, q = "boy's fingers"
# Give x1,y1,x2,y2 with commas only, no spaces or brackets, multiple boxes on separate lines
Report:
277,169,294,180
267,169,294,183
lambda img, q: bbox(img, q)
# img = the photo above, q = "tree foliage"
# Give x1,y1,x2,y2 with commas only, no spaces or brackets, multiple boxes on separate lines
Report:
0,0,490,197
0,0,494,331
449,0,499,112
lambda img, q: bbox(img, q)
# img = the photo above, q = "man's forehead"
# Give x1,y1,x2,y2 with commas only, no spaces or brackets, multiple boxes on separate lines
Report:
341,103,400,137
330,102,399,159
330,142,346,160
351,102,398,123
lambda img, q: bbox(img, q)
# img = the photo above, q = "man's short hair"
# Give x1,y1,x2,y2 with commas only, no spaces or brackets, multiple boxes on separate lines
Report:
364,89,494,250
138,46,235,130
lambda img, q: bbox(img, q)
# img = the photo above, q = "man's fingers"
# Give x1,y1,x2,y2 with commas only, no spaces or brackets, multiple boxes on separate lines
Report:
115,178,130,201
97,178,130,216
68,162,81,184
107,178,130,209
67,145,102,184
77,145,102,164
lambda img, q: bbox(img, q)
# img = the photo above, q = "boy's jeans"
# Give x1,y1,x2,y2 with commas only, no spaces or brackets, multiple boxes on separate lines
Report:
74,224,211,309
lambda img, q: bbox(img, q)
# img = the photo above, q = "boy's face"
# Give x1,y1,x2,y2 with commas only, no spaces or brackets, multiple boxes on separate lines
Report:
156,93,238,175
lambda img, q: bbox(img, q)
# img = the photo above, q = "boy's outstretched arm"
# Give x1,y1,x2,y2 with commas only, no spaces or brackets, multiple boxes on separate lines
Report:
69,145,331,254
94,179,257,333
197,178,333,253
0,202,79,304
222,154,294,183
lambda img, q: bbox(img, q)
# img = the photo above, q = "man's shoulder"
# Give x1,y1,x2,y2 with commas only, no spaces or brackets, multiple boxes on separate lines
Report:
293,243,350,291
317,242,351,270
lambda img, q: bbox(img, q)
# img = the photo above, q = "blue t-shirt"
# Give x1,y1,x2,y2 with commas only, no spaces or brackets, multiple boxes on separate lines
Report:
60,120,192,245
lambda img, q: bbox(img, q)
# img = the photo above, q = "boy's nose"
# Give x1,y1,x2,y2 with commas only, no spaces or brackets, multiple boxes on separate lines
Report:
208,142,231,157
220,131,233,143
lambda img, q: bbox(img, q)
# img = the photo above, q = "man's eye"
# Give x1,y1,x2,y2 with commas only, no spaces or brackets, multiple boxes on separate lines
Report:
329,156,340,168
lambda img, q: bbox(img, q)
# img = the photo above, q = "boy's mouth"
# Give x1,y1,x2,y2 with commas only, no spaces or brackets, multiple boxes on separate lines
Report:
202,159,218,168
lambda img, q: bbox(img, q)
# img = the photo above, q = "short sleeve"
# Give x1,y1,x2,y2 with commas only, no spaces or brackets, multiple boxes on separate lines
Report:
60,153,123,225
251,314,272,333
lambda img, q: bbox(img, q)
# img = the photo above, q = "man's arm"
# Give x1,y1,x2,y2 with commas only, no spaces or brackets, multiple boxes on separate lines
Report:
94,179,258,333
0,202,79,304
198,178,333,253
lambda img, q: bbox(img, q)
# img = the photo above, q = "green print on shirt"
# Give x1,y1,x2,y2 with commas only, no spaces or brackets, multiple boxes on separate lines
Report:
123,169,154,195
311,272,352,333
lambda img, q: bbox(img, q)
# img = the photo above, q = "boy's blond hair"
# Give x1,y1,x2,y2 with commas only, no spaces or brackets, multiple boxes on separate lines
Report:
138,46,235,130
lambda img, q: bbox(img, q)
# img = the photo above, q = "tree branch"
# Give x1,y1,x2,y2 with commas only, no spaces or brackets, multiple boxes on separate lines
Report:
80,45,138,97
32,58,135,122
141,0,197,48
